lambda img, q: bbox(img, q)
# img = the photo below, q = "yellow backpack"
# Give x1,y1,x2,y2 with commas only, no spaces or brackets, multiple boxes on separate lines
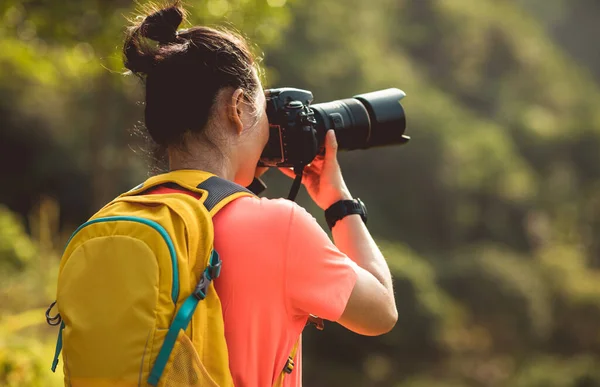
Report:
45,170,299,387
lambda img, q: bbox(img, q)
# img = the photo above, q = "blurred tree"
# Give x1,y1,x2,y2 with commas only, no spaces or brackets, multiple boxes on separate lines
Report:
264,0,600,385
0,206,36,275
519,0,600,84
0,0,296,228
3,0,600,385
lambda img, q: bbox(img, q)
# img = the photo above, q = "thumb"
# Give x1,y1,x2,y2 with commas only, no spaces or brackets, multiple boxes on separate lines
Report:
325,129,338,162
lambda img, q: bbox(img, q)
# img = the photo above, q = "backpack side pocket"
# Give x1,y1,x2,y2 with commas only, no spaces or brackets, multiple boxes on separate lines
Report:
159,329,219,387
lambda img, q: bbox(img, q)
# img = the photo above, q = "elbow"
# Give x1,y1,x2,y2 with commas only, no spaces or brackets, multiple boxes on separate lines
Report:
368,290,399,336
365,306,398,336
377,292,399,335
379,306,398,335
389,306,399,331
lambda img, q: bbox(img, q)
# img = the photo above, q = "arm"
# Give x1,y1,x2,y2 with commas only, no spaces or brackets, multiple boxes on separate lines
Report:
280,130,397,336
332,214,397,336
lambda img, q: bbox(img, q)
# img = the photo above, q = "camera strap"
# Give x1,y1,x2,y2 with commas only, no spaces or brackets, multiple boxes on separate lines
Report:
287,165,305,202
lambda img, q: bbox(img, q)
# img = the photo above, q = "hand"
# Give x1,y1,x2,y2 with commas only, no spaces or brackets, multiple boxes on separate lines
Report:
279,130,352,210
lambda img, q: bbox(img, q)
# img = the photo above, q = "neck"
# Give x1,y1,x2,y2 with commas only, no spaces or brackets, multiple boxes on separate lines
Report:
168,142,236,182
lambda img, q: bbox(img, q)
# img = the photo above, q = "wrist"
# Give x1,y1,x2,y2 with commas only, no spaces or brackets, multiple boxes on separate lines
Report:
324,198,367,230
335,190,353,202
321,190,353,210
330,213,362,231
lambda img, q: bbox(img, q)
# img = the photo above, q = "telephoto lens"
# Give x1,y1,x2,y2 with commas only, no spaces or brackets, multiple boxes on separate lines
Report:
310,88,409,151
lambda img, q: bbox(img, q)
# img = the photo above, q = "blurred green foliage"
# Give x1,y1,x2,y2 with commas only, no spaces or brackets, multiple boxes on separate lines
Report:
0,207,37,274
2,0,600,386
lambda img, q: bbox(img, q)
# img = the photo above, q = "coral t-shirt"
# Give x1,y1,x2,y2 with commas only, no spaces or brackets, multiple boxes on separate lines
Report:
213,196,358,387
148,186,358,386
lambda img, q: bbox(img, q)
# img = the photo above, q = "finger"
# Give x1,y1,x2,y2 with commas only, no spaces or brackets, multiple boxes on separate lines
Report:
324,130,338,162
310,154,325,166
303,162,321,176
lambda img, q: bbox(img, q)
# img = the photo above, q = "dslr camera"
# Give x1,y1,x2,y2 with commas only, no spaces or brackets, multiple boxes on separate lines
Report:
259,88,409,168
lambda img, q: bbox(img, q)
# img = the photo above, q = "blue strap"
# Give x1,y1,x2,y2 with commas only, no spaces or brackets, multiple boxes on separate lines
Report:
147,294,200,385
148,250,221,386
51,321,65,372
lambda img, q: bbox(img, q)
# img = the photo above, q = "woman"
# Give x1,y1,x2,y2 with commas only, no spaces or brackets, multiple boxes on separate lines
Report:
123,2,397,386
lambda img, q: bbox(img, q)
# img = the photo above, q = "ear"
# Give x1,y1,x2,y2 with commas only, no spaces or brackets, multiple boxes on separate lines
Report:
228,88,245,136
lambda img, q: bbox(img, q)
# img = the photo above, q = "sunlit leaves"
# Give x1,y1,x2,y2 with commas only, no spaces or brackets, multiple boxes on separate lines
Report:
0,207,36,275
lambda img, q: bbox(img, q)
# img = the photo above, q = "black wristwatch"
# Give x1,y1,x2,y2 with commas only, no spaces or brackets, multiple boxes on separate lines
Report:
324,198,368,230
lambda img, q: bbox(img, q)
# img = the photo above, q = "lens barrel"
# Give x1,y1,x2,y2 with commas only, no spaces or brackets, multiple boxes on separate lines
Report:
311,88,408,150
310,99,371,150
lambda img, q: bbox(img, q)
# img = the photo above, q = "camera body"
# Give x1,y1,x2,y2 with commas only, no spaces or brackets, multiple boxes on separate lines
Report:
259,87,409,168
259,88,320,168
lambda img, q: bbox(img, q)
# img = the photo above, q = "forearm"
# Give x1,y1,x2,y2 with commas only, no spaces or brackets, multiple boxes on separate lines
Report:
331,215,395,298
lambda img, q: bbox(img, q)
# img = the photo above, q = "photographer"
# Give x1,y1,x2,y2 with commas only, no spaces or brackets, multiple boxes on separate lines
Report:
124,3,397,386
50,2,398,386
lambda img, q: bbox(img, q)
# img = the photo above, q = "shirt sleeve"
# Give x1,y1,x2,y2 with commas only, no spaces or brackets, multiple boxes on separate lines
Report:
284,203,358,321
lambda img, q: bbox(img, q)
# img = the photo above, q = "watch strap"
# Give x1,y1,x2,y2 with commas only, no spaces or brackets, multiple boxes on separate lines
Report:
324,199,367,230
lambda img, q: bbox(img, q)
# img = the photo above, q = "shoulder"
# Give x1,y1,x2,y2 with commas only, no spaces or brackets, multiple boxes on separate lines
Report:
217,196,312,220
213,196,298,228
214,196,322,236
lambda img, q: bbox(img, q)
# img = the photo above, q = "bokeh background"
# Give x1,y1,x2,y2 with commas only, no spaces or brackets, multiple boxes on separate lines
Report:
2,0,600,386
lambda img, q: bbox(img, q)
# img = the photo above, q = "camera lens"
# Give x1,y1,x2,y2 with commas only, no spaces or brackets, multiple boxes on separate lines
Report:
310,88,408,150
259,87,408,168
310,99,370,150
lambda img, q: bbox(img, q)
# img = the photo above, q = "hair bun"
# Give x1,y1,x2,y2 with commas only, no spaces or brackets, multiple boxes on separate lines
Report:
140,6,184,44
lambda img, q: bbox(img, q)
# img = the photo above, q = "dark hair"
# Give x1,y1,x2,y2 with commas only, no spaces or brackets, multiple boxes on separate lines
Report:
123,1,260,151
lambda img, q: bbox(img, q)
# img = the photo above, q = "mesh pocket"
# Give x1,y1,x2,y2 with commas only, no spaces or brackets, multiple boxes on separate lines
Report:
159,330,219,387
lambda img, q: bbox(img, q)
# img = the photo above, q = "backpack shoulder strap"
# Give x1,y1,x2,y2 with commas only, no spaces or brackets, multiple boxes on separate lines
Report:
137,173,253,386
119,170,255,216
196,175,255,216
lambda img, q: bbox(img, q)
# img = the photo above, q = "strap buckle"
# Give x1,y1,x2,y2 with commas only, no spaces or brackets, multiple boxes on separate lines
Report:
193,250,222,300
208,260,222,280
283,356,295,374
207,249,222,280
193,270,210,300
307,315,324,331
